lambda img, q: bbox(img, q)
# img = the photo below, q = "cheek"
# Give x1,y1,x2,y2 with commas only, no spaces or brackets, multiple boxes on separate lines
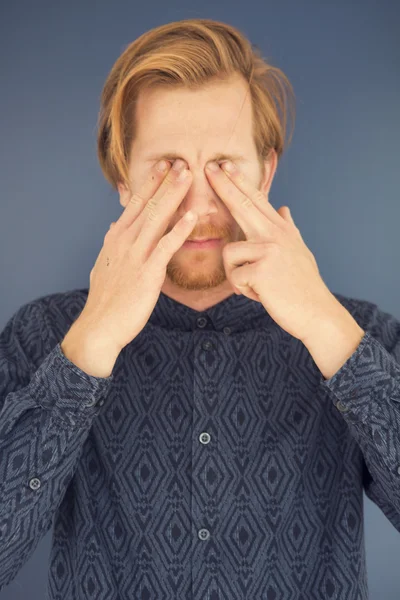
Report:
129,163,149,184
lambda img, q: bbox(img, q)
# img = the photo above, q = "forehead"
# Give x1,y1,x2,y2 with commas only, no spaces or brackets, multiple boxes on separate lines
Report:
133,76,254,152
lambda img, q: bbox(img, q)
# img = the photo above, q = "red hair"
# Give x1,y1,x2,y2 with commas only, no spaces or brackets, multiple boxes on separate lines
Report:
97,18,296,192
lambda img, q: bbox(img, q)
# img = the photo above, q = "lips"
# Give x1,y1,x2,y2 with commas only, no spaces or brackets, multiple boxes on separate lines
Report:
183,238,223,249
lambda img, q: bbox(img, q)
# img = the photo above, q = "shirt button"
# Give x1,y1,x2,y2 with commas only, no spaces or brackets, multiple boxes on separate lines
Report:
98,398,105,407
196,317,208,328
29,477,41,491
202,340,213,351
223,326,231,335
199,432,211,444
397,466,400,475
336,400,349,412
198,528,210,541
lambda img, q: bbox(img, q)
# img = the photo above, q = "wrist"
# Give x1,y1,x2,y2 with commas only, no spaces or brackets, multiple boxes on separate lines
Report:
61,320,120,378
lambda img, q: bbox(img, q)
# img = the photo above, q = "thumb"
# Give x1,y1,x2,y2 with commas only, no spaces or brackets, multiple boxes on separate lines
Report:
278,205,295,224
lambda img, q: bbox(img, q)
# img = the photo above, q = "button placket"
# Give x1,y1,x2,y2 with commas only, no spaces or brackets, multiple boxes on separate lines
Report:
195,314,216,547
196,317,208,329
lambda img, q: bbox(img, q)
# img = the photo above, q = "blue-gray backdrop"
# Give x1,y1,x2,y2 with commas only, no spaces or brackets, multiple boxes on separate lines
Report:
0,0,399,598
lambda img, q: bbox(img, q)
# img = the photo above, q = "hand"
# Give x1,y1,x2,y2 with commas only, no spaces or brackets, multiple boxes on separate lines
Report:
204,160,337,343
79,159,198,352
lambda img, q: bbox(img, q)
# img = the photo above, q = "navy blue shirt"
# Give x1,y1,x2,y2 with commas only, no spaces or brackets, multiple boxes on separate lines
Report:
1,287,400,599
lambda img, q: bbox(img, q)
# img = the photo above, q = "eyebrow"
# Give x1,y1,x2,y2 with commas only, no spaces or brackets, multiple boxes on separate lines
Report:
145,152,247,163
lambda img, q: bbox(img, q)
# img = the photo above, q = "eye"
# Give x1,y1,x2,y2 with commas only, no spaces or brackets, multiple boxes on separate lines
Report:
163,159,225,167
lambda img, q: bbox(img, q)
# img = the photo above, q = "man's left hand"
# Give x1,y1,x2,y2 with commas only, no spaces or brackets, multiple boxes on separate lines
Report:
204,159,342,343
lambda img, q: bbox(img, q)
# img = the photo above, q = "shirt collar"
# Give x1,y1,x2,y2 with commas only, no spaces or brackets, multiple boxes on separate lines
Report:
148,291,269,333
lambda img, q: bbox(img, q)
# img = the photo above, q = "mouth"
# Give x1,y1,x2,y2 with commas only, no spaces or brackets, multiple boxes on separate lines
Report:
183,238,223,249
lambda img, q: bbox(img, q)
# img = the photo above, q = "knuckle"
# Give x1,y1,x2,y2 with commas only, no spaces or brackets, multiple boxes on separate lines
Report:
106,222,116,236
253,190,265,204
128,192,144,208
309,249,318,266
161,176,173,189
240,193,253,209
104,228,113,242
166,171,180,185
157,234,171,254
105,221,119,239
144,197,159,221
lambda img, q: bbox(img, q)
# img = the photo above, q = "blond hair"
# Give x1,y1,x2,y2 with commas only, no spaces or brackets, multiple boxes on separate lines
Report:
97,18,296,191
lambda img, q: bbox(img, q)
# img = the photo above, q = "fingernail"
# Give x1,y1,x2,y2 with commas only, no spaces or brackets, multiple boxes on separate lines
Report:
206,161,219,172
221,160,236,173
172,159,186,172
156,160,168,172
185,210,196,222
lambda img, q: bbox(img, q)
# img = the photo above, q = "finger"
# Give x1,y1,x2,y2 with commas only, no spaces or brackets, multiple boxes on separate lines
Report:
118,159,190,232
134,164,192,249
205,162,283,235
103,221,117,245
147,209,198,273
116,160,173,230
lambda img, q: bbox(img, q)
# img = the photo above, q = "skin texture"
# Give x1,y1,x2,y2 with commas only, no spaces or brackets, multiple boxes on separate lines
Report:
118,73,278,312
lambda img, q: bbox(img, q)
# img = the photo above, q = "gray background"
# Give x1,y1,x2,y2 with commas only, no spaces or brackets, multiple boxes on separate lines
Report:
0,0,399,597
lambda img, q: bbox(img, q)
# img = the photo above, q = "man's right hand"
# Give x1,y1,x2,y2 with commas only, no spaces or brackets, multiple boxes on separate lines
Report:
61,158,197,376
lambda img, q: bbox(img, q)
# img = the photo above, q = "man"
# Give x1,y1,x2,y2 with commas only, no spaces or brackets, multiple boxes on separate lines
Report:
1,17,399,600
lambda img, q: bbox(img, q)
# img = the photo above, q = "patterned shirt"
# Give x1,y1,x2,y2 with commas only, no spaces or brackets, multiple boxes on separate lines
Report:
0,287,400,599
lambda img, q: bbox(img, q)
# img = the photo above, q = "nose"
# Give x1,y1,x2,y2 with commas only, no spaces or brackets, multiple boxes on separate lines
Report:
179,167,219,219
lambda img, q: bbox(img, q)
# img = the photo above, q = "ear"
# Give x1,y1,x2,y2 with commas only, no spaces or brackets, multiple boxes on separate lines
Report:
117,181,129,207
260,148,278,195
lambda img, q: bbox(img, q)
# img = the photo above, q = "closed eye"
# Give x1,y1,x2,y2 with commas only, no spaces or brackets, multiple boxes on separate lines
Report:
146,152,246,165
163,158,227,169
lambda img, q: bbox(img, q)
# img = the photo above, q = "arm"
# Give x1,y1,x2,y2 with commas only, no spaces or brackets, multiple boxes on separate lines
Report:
302,299,366,381
0,300,113,590
304,296,400,528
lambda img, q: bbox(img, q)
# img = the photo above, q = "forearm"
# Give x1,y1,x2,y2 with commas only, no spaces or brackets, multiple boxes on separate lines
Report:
302,302,366,380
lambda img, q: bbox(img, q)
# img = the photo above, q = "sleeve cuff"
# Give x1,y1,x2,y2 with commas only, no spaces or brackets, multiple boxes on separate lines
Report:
319,330,400,423
29,342,114,426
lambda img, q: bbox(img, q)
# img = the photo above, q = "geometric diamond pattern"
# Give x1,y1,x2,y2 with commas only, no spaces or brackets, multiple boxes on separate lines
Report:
1,288,400,599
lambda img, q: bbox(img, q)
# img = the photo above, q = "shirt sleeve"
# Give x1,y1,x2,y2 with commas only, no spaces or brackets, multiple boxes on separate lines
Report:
0,300,114,590
320,301,400,532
